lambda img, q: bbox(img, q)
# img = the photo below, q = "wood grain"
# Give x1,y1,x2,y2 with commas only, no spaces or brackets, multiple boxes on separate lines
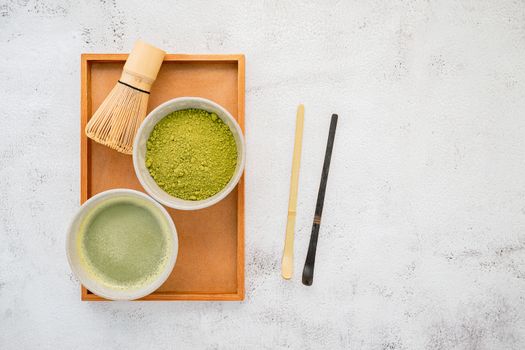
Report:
80,54,245,301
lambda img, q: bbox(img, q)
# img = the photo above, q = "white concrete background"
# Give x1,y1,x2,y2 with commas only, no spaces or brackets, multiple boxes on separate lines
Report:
1,0,525,349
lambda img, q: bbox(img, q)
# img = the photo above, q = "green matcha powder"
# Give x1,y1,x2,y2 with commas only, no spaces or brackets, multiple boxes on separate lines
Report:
146,109,238,201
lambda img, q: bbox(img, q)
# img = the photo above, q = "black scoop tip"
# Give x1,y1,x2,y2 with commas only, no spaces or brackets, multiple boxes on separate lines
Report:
302,265,314,286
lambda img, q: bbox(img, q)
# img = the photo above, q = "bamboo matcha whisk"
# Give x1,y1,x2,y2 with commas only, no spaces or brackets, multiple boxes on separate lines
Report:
85,40,165,154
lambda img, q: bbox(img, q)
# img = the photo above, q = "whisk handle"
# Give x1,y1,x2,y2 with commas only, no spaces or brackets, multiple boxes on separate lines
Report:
120,40,165,92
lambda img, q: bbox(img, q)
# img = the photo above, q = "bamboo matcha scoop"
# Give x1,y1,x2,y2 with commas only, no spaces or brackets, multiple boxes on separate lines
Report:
281,104,305,279
85,40,165,154
302,114,338,286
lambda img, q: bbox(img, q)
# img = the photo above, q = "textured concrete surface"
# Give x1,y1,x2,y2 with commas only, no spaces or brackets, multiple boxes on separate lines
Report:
1,0,525,349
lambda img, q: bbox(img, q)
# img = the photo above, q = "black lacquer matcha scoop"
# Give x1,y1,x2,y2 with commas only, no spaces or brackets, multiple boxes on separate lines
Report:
302,114,338,286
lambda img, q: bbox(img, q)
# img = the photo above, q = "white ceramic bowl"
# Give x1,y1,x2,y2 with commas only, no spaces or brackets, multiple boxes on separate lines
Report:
66,189,178,301
133,97,245,210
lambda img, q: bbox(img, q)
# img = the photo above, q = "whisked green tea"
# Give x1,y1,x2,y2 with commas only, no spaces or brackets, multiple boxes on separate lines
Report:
77,196,172,290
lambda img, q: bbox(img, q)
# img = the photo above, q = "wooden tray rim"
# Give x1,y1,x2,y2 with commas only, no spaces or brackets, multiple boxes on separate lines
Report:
80,53,245,301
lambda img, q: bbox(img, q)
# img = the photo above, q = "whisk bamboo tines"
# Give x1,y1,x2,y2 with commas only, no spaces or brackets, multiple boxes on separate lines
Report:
85,40,165,154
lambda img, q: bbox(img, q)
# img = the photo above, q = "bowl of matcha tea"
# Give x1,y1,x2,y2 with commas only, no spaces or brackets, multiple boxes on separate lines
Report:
133,97,245,210
66,189,178,300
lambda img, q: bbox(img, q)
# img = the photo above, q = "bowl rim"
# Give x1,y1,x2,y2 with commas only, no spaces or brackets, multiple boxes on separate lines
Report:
65,188,178,301
132,96,246,211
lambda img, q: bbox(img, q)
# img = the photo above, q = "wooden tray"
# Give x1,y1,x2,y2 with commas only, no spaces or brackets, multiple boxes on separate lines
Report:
80,54,245,301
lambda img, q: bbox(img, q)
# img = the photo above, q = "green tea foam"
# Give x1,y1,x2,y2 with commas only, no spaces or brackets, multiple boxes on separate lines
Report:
77,195,173,290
